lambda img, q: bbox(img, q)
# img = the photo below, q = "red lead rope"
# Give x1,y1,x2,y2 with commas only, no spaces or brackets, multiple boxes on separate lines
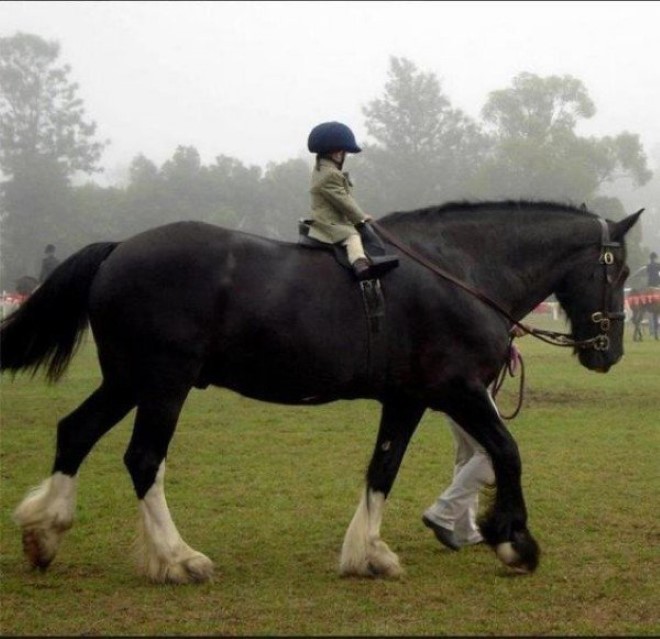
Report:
491,337,525,420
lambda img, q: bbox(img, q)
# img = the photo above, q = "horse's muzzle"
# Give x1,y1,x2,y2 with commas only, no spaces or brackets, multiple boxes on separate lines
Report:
578,347,621,373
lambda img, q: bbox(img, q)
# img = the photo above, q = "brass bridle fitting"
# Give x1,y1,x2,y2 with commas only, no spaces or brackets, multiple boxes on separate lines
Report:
591,311,611,333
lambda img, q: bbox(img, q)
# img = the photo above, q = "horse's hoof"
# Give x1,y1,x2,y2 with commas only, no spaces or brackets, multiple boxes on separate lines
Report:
152,553,215,585
177,554,215,583
340,540,403,579
22,528,57,570
341,560,402,579
495,535,540,574
365,554,403,578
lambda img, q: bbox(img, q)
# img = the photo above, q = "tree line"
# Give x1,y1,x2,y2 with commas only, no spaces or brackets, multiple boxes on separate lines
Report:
0,33,655,288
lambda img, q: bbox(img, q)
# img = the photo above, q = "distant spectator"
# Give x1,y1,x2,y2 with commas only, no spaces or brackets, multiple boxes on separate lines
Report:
631,251,660,288
646,252,660,287
15,275,39,297
39,244,60,283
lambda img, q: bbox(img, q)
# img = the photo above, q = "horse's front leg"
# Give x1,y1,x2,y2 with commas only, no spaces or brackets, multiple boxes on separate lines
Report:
443,383,540,574
340,396,425,578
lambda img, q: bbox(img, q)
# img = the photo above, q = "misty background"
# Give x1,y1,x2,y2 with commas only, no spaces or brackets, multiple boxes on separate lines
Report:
1,1,659,290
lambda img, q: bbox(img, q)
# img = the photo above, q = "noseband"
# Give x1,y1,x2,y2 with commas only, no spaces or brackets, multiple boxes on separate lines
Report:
370,217,626,353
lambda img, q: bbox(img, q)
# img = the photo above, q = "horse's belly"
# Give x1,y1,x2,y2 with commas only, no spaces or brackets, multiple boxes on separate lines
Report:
198,338,362,404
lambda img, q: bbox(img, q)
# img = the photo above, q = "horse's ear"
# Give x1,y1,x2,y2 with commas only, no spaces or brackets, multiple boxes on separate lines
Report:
612,208,644,240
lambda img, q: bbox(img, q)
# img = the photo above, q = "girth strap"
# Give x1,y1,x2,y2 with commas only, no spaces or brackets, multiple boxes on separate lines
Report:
359,279,387,388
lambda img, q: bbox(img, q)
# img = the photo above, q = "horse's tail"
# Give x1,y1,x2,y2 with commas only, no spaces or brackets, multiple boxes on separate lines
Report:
0,242,119,382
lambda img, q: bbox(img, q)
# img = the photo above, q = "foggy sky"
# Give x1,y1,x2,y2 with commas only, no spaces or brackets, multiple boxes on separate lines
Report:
2,0,660,185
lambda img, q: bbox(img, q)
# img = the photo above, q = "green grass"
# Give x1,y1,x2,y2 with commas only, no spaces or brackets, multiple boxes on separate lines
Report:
1,318,659,636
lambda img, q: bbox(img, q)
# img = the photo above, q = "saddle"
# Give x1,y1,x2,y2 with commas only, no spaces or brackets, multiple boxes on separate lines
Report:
298,219,396,388
297,219,399,279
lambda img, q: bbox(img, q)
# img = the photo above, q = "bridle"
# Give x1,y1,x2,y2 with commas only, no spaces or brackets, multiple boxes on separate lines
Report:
369,217,627,352
588,218,628,351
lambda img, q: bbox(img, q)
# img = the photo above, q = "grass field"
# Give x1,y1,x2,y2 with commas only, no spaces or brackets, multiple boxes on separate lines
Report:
1,316,658,636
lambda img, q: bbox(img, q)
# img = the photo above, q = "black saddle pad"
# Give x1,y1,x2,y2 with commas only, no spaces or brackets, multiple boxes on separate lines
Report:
298,220,399,272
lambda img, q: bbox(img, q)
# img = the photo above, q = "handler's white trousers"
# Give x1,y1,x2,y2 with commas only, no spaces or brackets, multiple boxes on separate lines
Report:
423,418,495,546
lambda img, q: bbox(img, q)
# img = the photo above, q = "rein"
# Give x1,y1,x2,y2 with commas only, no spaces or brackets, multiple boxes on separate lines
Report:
369,218,623,351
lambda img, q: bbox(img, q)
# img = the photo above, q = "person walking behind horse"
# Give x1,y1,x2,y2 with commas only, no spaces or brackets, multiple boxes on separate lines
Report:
422,416,494,550
422,329,525,551
39,244,60,283
306,121,374,281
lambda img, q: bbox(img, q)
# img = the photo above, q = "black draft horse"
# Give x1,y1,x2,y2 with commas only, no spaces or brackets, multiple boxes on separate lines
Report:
1,200,642,584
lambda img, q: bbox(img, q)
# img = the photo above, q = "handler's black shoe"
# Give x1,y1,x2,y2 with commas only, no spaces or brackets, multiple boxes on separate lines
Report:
422,515,460,551
352,258,372,281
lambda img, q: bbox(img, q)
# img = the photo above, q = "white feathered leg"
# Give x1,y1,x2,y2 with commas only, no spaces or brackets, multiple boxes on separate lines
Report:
13,472,78,569
339,488,402,578
135,462,214,583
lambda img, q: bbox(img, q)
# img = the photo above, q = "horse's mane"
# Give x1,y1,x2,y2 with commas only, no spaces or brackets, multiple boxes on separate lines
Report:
380,199,597,225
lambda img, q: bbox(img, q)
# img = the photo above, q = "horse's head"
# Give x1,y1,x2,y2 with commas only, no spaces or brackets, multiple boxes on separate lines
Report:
555,209,643,372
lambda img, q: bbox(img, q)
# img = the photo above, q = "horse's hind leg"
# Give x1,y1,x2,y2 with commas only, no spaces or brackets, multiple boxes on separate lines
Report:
340,396,425,578
124,386,214,584
13,382,135,570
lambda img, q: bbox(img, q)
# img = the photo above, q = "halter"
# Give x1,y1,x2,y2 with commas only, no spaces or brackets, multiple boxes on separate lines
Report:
369,217,626,353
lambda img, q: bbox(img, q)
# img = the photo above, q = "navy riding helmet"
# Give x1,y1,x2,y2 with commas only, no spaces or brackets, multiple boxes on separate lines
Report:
307,121,362,154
